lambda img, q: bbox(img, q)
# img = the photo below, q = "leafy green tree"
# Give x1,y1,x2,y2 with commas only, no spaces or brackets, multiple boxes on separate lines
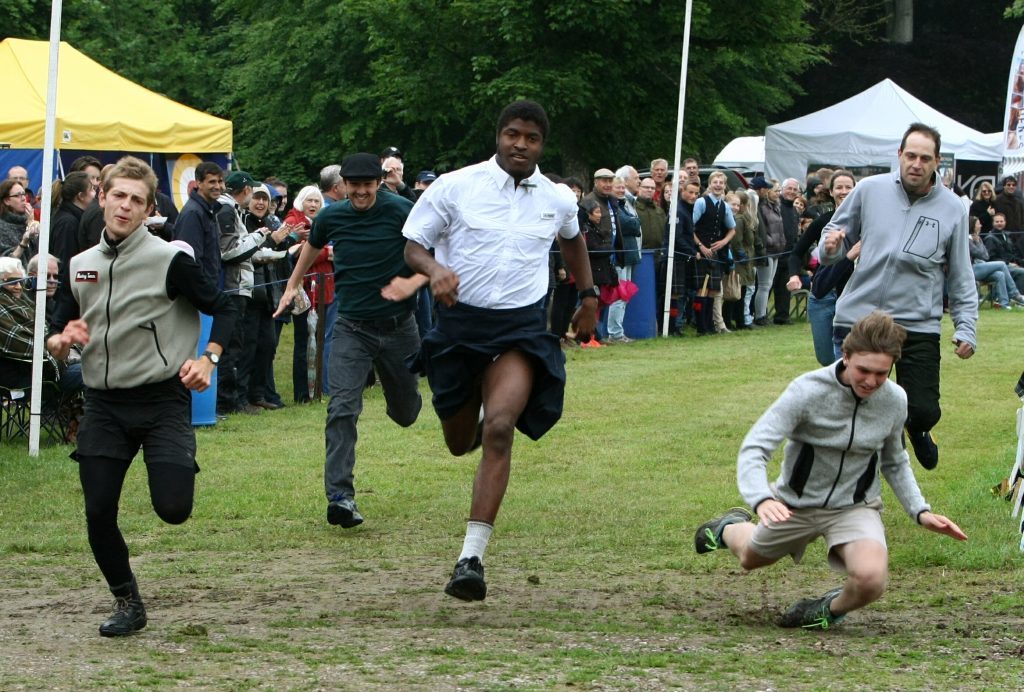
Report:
222,0,821,180
63,0,227,117
6,0,823,182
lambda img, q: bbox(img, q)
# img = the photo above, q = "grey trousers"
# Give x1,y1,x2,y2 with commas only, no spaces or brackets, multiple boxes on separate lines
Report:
324,313,422,500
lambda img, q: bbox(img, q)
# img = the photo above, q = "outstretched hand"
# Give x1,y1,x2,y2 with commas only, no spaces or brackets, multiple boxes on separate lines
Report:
273,286,298,319
919,511,967,541
46,319,90,361
381,275,427,302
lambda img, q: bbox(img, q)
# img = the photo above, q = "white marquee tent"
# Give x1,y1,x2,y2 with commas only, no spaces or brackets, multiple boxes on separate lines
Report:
712,136,764,171
764,79,1001,180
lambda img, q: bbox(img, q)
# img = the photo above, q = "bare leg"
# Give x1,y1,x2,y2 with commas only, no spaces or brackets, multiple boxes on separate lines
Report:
440,382,483,457
829,539,888,615
722,522,782,571
468,351,534,524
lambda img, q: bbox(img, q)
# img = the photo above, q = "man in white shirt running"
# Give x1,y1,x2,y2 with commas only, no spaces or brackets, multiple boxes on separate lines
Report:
396,100,597,601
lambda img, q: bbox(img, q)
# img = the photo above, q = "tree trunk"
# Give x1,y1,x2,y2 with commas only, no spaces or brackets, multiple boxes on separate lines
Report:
886,0,913,44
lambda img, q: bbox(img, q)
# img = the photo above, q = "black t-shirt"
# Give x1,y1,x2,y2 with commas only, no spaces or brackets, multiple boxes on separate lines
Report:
308,191,415,320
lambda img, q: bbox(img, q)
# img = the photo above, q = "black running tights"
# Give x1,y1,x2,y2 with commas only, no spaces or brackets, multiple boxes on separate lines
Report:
78,456,195,589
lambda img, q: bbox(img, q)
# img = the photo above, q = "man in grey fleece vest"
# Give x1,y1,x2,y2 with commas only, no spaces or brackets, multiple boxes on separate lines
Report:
818,122,978,471
47,156,236,638
694,311,966,630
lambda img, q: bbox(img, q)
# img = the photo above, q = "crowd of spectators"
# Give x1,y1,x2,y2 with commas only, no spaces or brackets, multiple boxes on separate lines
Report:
2,152,1020,416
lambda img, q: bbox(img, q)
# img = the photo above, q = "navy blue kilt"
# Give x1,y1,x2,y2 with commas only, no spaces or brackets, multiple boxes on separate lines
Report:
408,300,566,440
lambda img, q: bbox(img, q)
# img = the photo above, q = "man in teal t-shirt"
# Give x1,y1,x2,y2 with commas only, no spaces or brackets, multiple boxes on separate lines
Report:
275,153,422,528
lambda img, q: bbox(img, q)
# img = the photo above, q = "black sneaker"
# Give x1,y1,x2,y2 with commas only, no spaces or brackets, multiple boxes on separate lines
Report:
906,428,939,470
99,595,147,637
694,507,753,554
779,587,845,629
327,495,364,528
444,556,487,601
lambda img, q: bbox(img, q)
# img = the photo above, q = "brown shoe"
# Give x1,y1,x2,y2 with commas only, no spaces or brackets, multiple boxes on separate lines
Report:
252,400,284,410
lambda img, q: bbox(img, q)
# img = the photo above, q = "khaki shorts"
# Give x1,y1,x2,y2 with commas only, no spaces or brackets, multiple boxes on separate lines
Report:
748,498,887,571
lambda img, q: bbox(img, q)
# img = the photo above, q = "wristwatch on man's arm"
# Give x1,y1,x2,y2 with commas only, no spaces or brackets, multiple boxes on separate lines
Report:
578,286,600,300
201,350,220,366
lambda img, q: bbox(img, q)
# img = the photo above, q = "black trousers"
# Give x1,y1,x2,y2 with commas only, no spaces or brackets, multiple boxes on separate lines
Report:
217,295,249,412
78,456,194,589
771,259,791,321
896,331,942,435
293,310,311,402
242,303,277,404
549,282,577,338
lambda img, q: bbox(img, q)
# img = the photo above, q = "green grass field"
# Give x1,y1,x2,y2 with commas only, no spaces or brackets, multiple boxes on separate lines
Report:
1,310,1023,689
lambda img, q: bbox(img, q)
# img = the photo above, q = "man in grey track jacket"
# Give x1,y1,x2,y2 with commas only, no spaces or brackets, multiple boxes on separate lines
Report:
818,122,977,471
694,311,966,630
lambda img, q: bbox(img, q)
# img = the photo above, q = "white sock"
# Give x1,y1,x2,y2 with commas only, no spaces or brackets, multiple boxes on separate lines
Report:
458,521,493,562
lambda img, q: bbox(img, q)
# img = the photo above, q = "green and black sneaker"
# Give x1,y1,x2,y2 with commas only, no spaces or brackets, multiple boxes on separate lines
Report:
779,587,846,630
694,507,753,554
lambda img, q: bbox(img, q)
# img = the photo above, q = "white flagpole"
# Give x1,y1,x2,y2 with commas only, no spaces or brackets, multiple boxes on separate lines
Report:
661,0,693,336
29,0,65,455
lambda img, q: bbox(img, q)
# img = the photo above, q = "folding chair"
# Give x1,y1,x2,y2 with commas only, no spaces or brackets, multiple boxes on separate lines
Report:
790,289,810,319
0,381,81,444
0,385,31,439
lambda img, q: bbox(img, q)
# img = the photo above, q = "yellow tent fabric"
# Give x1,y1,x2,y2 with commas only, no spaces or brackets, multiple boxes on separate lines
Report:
0,38,232,153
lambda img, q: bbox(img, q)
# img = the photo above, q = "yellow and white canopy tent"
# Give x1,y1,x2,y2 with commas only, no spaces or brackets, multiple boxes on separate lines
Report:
3,33,231,455
0,37,231,207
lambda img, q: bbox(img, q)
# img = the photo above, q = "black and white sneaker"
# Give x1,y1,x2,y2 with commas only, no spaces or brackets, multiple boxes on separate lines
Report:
327,495,364,528
444,556,487,601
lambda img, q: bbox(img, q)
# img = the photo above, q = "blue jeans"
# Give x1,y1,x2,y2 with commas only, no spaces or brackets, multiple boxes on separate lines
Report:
607,264,634,338
973,261,1015,306
321,299,339,394
59,362,84,393
324,313,422,500
807,290,839,366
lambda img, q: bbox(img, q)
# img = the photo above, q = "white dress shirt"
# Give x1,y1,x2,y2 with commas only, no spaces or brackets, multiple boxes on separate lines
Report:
403,156,580,309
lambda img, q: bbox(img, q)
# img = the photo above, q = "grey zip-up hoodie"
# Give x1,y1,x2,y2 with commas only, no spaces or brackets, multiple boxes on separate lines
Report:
737,361,931,520
819,171,977,348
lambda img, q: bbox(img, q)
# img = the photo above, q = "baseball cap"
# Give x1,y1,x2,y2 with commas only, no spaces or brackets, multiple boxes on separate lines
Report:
225,170,258,192
593,168,615,179
416,170,437,184
380,146,402,160
252,184,272,199
750,176,772,190
340,153,384,180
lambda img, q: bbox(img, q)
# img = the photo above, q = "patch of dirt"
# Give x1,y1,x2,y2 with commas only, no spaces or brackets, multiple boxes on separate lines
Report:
1,551,1023,689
